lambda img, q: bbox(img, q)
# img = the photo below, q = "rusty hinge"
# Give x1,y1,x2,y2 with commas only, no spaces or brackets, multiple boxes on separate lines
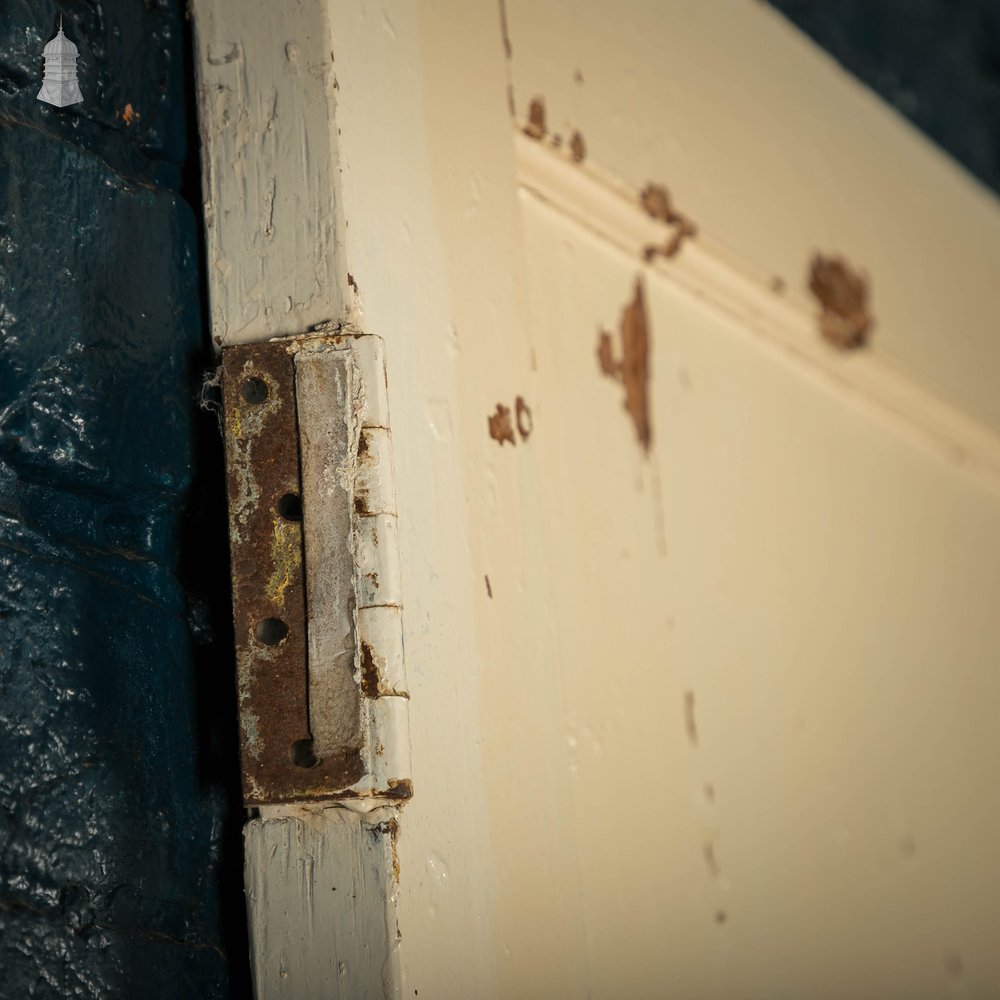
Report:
221,333,411,806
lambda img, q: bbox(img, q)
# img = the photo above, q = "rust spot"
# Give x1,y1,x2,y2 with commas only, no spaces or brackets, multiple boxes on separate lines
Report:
347,272,358,292
663,218,697,258
360,642,379,698
515,396,533,441
353,492,369,515
117,102,140,126
640,183,676,223
596,279,652,452
570,130,587,163
640,182,696,260
488,403,516,446
485,575,493,598
358,428,370,456
808,254,872,350
384,778,413,800
596,331,618,376
684,690,697,746
523,96,546,140
374,817,401,881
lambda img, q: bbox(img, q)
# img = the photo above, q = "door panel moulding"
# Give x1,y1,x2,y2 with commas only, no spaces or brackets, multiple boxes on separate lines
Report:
514,131,1000,495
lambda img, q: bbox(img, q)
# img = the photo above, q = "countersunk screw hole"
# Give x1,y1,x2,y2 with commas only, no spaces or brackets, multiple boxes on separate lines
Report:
277,492,302,521
291,738,320,769
242,377,269,404
256,617,288,646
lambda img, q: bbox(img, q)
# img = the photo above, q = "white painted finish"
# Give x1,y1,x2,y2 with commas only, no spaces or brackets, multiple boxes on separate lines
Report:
194,0,1000,997
192,0,347,346
245,808,399,999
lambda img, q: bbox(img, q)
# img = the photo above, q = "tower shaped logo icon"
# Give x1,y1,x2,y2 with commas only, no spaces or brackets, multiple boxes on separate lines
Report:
37,17,83,108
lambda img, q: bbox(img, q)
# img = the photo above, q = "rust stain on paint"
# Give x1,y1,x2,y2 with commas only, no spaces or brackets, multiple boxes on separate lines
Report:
809,254,872,350
570,130,587,163
596,279,652,452
596,332,618,376
373,817,401,882
360,642,380,699
488,403,516,446
640,182,697,261
684,690,698,746
384,778,413,800
640,183,674,222
523,96,547,140
515,396,533,441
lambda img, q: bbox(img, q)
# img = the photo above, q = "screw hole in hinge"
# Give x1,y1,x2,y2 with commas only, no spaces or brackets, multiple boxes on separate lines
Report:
276,492,303,522
256,617,289,646
290,738,320,769
241,377,269,404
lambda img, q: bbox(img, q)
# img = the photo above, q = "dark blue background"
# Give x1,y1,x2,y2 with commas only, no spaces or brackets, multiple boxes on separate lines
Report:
772,0,1000,196
0,2,245,996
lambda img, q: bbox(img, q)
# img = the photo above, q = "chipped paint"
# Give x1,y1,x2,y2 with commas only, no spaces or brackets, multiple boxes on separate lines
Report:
488,403,517,445
809,253,872,350
640,181,697,260
597,279,652,452
523,96,546,139
373,817,401,882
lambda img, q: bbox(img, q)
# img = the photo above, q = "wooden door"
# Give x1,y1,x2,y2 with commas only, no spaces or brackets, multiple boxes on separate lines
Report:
194,3,1000,997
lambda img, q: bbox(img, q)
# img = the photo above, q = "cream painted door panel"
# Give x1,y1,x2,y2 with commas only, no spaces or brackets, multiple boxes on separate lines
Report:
501,189,1000,998
192,1,1000,996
